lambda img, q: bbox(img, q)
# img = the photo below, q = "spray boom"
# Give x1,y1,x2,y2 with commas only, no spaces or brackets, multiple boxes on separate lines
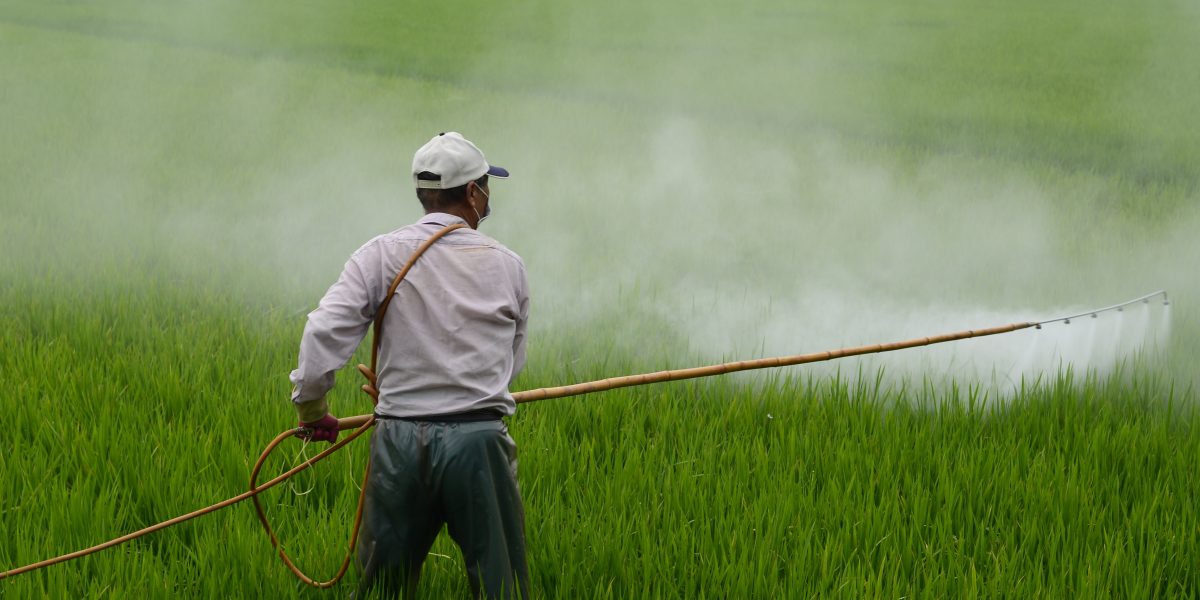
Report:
1034,290,1168,329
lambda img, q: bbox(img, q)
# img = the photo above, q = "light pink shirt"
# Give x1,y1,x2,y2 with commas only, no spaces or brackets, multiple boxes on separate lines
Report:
290,213,529,418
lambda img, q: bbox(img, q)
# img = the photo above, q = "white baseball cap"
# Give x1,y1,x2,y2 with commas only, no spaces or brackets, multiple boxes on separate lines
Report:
412,132,510,189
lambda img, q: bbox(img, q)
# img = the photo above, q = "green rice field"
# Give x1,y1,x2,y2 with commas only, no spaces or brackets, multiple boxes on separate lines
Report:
2,0,1197,597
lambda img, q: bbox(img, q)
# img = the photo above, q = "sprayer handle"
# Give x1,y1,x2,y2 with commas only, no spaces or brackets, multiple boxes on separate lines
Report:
338,414,373,431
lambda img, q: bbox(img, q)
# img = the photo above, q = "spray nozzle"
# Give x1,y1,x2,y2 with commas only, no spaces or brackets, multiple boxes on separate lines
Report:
1063,318,1070,325
1091,313,1098,319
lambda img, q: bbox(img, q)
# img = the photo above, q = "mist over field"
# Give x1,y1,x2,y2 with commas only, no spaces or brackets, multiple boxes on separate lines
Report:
2,1,1195,392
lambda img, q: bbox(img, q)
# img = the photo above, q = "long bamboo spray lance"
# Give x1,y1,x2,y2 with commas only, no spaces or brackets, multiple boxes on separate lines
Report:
336,288,1169,432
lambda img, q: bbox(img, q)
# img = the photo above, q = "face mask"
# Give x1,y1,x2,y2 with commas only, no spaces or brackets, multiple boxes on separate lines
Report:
472,185,492,226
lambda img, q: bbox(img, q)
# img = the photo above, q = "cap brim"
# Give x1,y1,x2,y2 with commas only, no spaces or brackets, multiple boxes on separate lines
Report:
487,165,510,178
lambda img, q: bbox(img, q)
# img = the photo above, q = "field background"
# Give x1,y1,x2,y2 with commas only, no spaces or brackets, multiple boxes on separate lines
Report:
1,0,1197,597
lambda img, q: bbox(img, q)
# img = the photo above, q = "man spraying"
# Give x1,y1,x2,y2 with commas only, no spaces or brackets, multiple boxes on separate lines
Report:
288,132,531,598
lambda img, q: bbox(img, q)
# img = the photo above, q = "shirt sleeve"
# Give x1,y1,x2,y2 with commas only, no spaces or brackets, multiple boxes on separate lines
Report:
289,255,375,416
510,265,530,383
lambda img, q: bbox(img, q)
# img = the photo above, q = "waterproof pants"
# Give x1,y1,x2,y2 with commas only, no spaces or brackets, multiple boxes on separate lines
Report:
356,418,529,599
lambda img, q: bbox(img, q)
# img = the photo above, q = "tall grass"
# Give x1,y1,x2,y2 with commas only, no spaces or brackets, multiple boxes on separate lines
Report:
1,269,1196,596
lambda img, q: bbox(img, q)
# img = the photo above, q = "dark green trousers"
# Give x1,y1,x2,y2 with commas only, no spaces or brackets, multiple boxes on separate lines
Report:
356,418,529,599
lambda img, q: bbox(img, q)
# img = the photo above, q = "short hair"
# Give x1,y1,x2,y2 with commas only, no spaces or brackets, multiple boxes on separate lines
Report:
416,172,488,211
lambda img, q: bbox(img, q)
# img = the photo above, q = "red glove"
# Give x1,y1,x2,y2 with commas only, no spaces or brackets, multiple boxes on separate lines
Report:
297,413,339,443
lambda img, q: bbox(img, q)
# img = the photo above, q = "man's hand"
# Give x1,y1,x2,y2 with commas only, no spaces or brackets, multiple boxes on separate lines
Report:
297,413,340,443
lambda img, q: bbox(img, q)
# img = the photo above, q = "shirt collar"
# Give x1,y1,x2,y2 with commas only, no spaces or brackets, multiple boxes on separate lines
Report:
420,212,469,227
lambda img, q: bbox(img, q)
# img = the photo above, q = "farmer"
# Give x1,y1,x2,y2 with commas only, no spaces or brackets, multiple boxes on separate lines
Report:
288,131,530,599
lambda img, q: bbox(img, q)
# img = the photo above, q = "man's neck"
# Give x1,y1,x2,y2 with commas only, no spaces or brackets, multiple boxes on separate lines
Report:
427,205,477,229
